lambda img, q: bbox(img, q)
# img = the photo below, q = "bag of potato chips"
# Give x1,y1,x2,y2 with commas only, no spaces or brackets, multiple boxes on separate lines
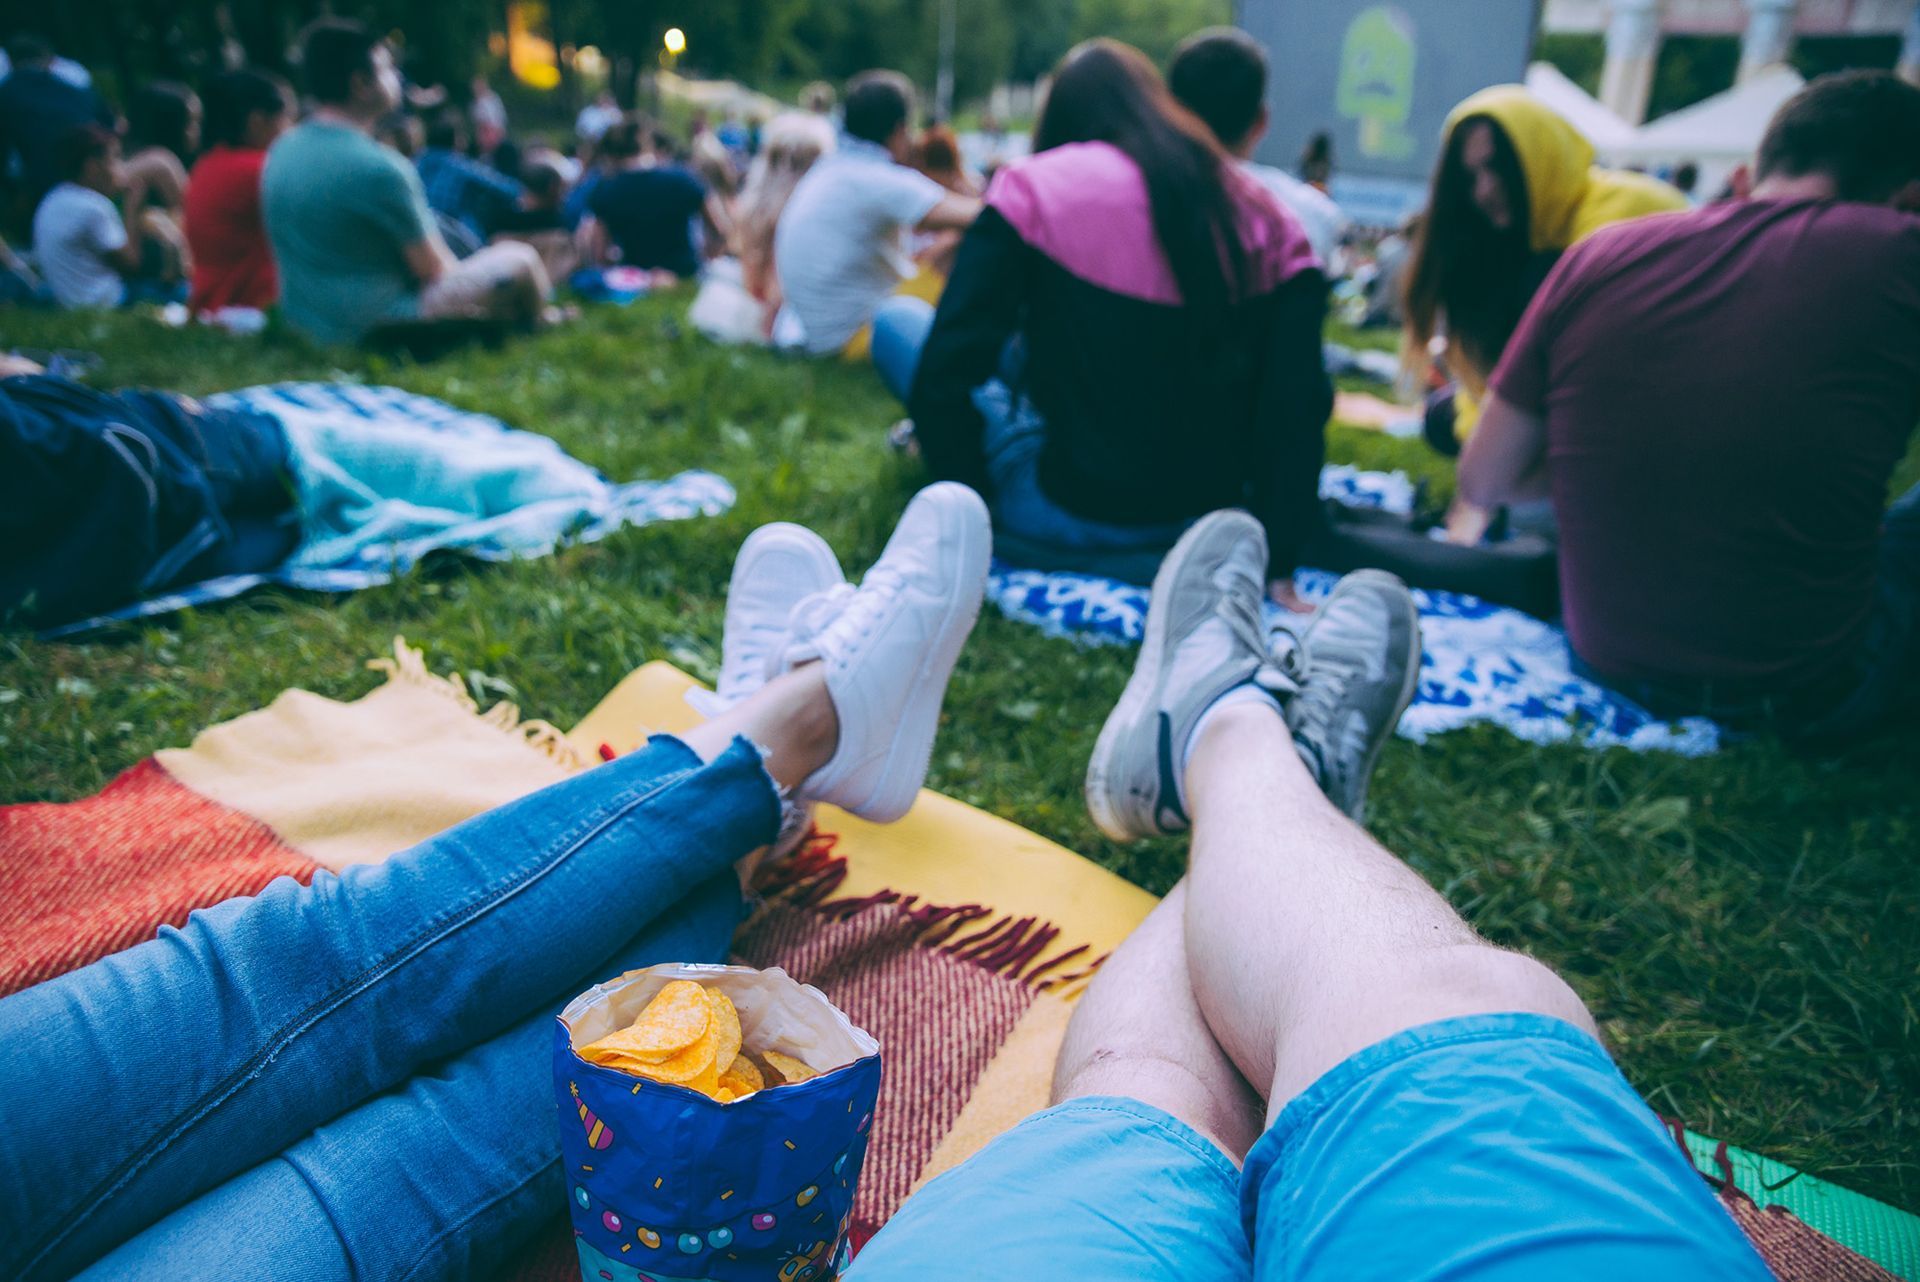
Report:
554,963,881,1282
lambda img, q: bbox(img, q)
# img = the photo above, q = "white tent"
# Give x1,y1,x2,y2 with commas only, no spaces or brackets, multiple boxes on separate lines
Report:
1524,61,1636,152
1613,66,1807,194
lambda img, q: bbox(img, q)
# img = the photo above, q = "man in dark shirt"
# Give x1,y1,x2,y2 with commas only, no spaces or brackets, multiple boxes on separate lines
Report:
580,118,711,279
1461,72,1920,740
0,34,114,220
415,108,524,242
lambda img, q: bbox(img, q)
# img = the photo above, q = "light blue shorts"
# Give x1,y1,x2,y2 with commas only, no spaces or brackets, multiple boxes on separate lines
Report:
848,1014,1772,1280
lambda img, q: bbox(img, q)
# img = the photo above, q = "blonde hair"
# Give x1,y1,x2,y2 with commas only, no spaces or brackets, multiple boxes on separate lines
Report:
736,112,836,297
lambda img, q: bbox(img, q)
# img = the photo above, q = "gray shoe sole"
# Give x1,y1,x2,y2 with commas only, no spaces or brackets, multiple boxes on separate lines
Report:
1085,510,1265,842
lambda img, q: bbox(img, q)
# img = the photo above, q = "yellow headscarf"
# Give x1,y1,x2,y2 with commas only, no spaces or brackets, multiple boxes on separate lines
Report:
1434,86,1687,434
1444,86,1686,252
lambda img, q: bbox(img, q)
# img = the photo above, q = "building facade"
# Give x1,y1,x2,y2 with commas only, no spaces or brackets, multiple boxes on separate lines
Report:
1542,0,1920,121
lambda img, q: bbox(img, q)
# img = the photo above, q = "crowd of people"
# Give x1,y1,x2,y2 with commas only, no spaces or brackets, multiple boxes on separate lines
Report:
2,11,1918,1282
845,34,1918,747
3,19,1915,740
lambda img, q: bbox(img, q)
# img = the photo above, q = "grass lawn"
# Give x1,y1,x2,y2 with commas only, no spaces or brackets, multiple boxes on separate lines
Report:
4,299,1917,1212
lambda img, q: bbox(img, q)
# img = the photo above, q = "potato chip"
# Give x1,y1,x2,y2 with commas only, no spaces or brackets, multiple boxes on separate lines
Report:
707,988,742,1078
578,980,709,1065
626,1020,718,1084
720,1056,764,1095
762,1050,818,1083
687,1053,723,1097
576,980,826,1100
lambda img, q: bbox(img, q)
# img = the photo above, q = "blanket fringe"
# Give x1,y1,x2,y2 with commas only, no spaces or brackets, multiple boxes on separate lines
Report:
752,829,1107,992
366,636,587,770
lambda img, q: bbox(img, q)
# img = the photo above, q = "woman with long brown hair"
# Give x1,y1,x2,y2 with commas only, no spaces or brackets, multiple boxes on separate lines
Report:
876,39,1329,604
1404,87,1684,456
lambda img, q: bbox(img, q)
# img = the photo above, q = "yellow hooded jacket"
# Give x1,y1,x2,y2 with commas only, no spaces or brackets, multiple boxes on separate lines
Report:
1439,87,1686,427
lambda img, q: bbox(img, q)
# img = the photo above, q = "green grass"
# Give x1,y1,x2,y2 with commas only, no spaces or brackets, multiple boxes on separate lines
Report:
4,300,1917,1212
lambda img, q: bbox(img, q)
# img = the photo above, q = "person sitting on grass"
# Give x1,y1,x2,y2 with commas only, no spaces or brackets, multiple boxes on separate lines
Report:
1403,84,1685,487
0,482,996,1280
185,68,292,316
416,106,525,244
1168,27,1350,267
878,39,1332,606
847,511,1770,1281
31,123,187,309
263,18,552,346
578,115,716,283
1459,71,1920,743
772,69,981,358
121,81,200,238
0,33,115,221
736,111,836,339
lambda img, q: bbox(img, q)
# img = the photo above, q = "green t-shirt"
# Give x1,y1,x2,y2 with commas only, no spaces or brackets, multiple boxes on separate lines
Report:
262,121,435,344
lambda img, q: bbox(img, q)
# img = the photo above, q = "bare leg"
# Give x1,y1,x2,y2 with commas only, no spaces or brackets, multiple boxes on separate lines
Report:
680,663,837,791
1053,882,1264,1162
1183,700,1596,1115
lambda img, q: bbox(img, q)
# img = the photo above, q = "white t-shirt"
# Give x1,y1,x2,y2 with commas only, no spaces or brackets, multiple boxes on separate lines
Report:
32,182,126,309
773,137,944,354
1241,161,1349,268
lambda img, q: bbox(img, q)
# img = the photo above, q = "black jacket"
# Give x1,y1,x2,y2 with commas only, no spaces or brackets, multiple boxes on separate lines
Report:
910,201,1333,577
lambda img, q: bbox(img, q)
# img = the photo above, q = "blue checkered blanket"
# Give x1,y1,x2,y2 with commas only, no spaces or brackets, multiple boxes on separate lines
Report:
46,383,733,637
987,467,1721,756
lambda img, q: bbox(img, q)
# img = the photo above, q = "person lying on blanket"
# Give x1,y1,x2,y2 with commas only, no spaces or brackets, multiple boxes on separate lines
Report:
851,512,1769,1281
0,362,301,629
874,39,1332,608
0,483,990,1281
1459,71,1920,744
3,486,1767,1280
1,367,650,633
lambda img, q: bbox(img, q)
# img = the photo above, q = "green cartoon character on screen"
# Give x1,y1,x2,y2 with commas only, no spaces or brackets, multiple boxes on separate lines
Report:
1337,5,1418,161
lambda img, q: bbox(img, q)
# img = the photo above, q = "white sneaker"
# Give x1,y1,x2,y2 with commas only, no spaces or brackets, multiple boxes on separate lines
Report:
784,483,991,823
714,523,845,707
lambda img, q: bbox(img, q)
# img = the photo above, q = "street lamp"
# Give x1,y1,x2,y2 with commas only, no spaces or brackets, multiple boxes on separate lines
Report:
663,27,686,57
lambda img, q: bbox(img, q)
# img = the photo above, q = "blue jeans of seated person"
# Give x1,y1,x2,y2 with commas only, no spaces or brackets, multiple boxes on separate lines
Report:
0,736,780,1282
872,295,1187,579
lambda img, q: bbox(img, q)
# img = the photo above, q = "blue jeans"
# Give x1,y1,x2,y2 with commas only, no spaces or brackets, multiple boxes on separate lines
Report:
872,296,1186,584
0,736,780,1282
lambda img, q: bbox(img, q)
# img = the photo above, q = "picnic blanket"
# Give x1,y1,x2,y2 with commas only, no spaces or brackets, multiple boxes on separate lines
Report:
2,647,1908,1281
988,464,1722,756
44,383,733,638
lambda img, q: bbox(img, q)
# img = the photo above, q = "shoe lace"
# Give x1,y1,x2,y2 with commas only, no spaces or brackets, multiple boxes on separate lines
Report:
782,563,909,667
1211,560,1302,699
1286,631,1367,760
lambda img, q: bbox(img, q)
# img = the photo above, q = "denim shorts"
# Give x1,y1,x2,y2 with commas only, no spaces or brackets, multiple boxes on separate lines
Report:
847,1014,1772,1281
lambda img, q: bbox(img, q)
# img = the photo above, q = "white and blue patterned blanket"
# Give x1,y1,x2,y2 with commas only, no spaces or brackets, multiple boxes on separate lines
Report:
46,383,733,637
988,467,1721,756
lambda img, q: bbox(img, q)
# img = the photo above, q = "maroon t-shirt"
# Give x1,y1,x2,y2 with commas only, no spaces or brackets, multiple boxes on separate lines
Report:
1492,199,1920,688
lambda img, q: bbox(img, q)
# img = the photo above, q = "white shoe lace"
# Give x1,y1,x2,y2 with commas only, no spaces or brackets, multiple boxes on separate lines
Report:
782,562,910,669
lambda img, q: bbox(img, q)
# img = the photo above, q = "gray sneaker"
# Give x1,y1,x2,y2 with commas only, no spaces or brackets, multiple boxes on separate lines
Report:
1281,570,1422,822
1085,511,1295,841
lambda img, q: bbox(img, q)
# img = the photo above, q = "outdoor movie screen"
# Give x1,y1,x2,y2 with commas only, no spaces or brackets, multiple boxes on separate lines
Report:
1239,0,1538,220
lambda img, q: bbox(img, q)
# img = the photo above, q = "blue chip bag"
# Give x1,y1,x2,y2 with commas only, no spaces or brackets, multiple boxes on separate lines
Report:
555,964,882,1282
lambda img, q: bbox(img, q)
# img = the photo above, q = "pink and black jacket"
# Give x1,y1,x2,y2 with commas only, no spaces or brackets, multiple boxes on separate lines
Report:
910,141,1333,576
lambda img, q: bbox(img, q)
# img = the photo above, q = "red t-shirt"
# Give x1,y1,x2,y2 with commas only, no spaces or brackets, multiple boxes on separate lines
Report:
184,146,277,313
1492,199,1920,688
